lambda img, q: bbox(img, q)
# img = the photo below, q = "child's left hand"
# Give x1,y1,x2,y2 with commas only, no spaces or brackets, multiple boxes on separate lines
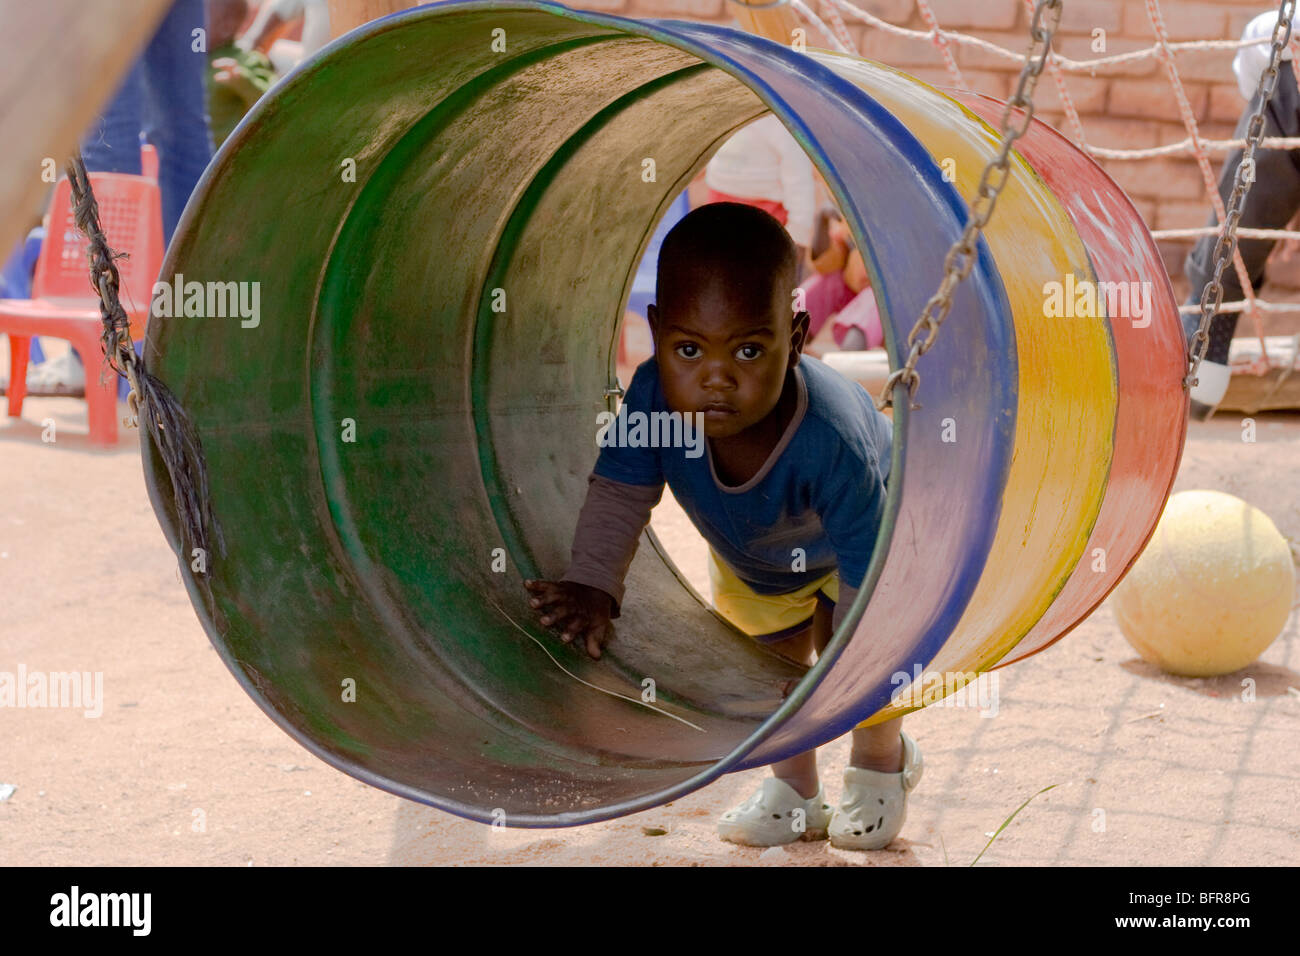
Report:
844,248,870,295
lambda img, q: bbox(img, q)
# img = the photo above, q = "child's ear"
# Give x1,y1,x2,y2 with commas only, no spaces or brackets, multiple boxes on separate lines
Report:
790,310,811,359
646,303,659,340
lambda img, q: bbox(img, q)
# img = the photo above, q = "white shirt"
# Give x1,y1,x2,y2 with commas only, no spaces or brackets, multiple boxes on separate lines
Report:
238,0,331,69
704,114,816,248
1233,9,1296,100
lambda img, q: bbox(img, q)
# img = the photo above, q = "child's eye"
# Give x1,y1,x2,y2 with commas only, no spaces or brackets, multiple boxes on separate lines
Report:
674,343,701,359
736,344,763,361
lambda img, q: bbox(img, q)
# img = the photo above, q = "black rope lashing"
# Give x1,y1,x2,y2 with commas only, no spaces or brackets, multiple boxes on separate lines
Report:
65,152,224,562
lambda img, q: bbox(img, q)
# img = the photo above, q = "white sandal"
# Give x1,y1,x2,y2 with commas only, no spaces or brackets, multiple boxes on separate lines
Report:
717,777,832,847
830,732,923,850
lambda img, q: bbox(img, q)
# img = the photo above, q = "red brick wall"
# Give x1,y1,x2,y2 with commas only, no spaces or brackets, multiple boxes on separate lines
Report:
569,0,1300,330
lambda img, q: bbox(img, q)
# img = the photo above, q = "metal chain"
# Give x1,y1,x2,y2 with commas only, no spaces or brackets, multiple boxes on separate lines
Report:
64,157,146,424
1185,0,1295,389
876,0,1064,411
724,0,794,10
65,152,223,560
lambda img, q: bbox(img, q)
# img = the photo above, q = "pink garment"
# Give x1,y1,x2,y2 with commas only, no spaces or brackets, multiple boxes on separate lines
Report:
703,188,789,227
703,115,816,247
798,270,883,350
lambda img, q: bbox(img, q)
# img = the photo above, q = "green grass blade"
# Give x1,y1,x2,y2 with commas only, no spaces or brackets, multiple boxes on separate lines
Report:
969,784,1057,866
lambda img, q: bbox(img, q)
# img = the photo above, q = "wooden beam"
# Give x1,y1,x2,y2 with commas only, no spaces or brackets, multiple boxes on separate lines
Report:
728,0,803,45
1217,369,1300,414
327,0,423,39
819,350,895,419
1217,334,1300,414
327,1,807,48
0,0,172,255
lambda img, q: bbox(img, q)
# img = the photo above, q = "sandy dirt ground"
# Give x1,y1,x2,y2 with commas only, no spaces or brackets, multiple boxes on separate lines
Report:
1,340,1298,866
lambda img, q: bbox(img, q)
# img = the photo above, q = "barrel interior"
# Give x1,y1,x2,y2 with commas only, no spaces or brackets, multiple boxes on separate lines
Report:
144,5,872,823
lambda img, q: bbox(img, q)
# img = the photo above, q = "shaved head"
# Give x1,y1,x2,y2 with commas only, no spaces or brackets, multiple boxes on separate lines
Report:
655,202,798,324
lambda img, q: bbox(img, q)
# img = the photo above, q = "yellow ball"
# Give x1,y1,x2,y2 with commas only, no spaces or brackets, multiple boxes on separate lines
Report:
1111,490,1295,677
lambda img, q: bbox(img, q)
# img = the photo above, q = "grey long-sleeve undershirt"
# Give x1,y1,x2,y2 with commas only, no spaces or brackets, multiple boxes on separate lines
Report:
559,474,861,638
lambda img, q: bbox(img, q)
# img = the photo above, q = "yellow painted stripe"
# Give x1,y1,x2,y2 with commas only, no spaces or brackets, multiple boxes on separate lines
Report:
810,57,1118,725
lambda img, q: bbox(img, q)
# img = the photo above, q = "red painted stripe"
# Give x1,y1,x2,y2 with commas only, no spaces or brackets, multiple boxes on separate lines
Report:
954,93,1188,668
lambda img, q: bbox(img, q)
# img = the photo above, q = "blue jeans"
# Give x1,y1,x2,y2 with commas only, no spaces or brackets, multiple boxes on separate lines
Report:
1183,60,1300,364
1,230,46,364
80,0,213,245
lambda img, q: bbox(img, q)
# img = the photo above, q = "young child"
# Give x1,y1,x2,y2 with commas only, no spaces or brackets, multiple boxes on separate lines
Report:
523,202,921,850
802,206,884,353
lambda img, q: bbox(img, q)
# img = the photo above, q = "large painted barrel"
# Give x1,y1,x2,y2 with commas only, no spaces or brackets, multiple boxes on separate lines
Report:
145,0,1186,825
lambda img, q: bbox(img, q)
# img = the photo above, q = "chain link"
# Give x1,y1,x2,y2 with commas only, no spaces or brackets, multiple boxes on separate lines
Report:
1185,0,1295,389
65,152,224,561
876,0,1064,411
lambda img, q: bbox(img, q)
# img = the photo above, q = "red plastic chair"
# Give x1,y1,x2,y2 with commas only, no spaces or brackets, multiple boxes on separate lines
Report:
0,172,163,445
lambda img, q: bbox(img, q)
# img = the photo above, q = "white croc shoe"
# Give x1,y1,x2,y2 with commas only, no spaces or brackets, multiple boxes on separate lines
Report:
717,777,832,847
830,732,923,851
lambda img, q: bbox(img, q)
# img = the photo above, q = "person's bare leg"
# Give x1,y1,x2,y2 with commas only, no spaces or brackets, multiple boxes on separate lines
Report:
770,752,820,799
849,719,904,772
805,598,905,774
762,622,821,799
838,326,867,351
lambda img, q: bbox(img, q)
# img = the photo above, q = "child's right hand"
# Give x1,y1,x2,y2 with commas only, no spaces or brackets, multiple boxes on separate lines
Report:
212,58,263,100
828,218,853,249
523,579,615,660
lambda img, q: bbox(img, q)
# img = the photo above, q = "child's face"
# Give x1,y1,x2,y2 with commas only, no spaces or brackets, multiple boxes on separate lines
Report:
648,278,808,439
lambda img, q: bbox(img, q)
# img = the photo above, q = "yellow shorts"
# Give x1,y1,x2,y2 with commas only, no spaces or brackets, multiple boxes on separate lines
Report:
707,547,839,644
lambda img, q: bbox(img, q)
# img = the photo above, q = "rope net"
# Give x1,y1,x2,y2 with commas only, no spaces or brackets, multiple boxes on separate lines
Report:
798,0,1300,362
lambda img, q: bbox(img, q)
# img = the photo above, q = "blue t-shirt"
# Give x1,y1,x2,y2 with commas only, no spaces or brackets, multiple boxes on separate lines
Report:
593,354,892,593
